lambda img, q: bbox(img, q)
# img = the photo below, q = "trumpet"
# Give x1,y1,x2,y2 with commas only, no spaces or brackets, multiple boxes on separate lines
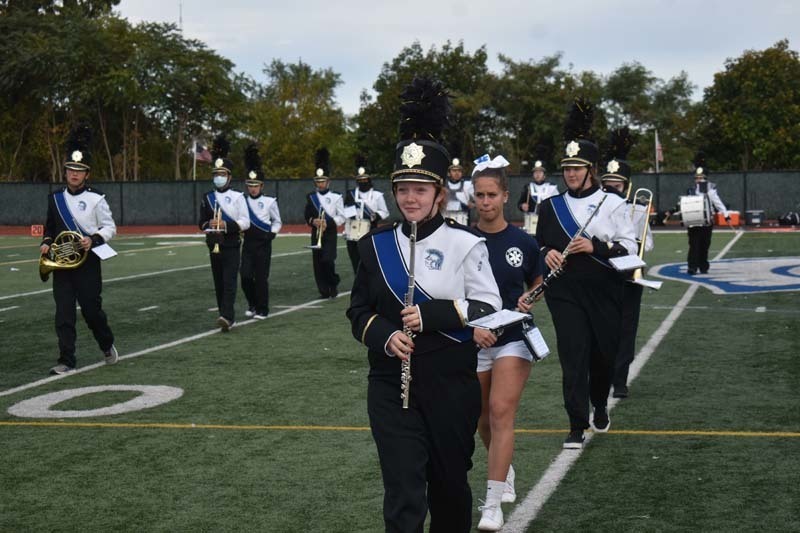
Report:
630,188,653,282
39,230,88,282
210,204,224,254
522,194,608,304
307,209,326,250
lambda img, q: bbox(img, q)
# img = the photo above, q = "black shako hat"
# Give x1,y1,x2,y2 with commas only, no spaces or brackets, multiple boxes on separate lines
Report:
244,142,265,185
314,148,331,182
355,154,370,181
693,151,709,179
601,127,634,184
391,76,451,185
561,97,599,167
211,134,233,174
64,123,92,171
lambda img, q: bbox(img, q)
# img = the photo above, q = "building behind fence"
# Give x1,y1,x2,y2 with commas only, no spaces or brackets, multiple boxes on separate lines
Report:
3,171,798,226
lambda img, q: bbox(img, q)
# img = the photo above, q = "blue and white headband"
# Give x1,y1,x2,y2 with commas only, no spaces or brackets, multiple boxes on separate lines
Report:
472,154,510,176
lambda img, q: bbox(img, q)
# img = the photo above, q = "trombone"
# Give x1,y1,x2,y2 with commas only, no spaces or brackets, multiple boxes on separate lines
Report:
307,209,326,250
630,188,661,289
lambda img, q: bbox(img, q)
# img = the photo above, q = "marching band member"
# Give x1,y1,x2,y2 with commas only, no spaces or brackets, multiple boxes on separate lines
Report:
304,148,345,299
681,152,730,275
599,128,653,399
40,123,118,375
346,77,501,533
198,135,250,332
526,98,637,449
517,159,559,216
444,157,474,225
344,161,389,273
240,143,282,320
471,154,542,531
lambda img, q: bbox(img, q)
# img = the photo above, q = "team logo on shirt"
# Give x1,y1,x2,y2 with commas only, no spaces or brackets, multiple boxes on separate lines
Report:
505,247,523,267
424,249,444,271
651,257,800,294
258,201,264,209
224,196,232,204
77,201,87,211
587,203,598,216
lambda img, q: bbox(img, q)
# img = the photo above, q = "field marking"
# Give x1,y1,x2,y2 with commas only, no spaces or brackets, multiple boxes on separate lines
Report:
0,242,200,267
137,305,159,312
0,249,312,301
1,421,796,438
503,230,744,533
0,305,20,313
755,306,766,313
0,291,351,398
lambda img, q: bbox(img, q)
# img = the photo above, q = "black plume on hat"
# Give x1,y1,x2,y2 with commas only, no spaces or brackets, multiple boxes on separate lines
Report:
244,142,264,183
601,127,635,182
64,122,92,171
392,76,452,184
693,150,709,177
355,153,369,179
314,147,331,180
211,134,233,173
532,141,554,171
561,97,599,167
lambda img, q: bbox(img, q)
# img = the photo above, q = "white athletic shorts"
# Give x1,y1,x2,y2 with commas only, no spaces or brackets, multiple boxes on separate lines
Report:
477,340,533,372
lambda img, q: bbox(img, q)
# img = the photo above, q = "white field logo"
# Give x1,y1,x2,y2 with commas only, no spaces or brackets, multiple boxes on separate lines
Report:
651,257,800,294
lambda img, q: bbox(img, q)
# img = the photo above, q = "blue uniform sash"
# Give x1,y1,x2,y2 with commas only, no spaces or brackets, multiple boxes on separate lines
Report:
352,189,374,218
54,191,88,235
372,230,472,343
206,192,235,223
550,195,611,268
245,197,272,232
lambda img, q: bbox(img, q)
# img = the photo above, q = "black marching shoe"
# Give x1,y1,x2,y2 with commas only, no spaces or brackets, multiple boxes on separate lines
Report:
687,268,697,275
563,429,585,450
592,407,611,433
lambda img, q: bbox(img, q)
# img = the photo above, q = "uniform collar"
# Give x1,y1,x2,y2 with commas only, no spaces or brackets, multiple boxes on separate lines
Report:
248,193,262,199
401,213,444,240
215,185,231,193
66,185,87,196
567,184,600,199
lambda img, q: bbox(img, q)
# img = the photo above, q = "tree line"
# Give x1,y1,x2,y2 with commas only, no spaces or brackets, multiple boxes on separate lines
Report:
2,1,799,182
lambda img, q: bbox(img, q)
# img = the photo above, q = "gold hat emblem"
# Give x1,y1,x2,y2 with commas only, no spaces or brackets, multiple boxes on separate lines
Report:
71,150,83,162
565,141,580,158
215,158,224,168
248,170,257,179
401,142,426,168
695,166,704,175
534,160,543,169
607,160,620,173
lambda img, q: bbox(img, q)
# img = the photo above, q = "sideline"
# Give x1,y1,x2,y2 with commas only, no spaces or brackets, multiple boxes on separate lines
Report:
503,231,744,532
0,291,351,398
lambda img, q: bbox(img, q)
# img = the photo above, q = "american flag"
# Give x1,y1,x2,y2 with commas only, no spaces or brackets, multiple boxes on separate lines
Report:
194,141,212,163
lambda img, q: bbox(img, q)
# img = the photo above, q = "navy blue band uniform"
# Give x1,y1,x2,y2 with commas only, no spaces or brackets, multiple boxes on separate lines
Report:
241,192,282,317
199,186,250,326
304,188,346,298
344,183,390,273
42,184,117,371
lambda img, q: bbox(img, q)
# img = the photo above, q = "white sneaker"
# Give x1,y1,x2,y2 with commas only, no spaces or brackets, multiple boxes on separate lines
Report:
253,313,268,320
244,308,255,318
49,363,75,375
477,502,504,531
103,345,119,365
502,464,516,503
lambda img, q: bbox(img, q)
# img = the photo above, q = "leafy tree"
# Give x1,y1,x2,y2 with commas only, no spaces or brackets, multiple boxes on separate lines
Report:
699,39,800,170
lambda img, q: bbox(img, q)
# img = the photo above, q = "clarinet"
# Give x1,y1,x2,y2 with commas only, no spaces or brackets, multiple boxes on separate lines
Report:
523,194,608,305
400,221,417,410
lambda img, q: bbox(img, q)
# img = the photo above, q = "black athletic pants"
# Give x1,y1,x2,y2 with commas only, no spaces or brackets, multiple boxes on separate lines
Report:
312,227,340,298
614,282,643,389
367,344,481,533
209,240,240,322
545,272,624,431
241,238,272,315
346,239,360,274
687,225,713,272
52,253,114,368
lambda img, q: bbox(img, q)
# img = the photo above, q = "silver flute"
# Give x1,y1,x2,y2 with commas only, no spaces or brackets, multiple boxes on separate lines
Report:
400,221,417,409
523,194,608,305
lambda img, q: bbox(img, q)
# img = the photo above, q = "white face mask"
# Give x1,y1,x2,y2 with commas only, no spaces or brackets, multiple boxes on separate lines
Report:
213,175,228,189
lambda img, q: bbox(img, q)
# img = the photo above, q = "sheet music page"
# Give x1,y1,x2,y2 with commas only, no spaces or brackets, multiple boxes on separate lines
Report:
467,309,530,330
609,255,647,271
92,243,117,260
343,205,358,219
524,325,550,360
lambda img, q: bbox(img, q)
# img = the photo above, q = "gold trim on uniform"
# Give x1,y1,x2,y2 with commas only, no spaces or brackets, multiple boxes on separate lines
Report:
361,314,379,345
453,301,466,327
391,169,444,183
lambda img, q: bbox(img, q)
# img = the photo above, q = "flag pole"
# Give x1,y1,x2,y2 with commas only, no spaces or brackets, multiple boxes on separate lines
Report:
192,139,197,181
654,129,660,174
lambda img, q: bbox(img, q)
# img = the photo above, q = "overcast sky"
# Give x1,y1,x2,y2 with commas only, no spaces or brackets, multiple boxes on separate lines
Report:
117,0,799,115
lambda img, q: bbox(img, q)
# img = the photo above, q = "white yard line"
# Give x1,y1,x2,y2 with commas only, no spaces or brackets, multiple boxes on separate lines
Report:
503,231,743,532
0,305,20,313
137,306,159,312
0,249,312,302
0,292,351,398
